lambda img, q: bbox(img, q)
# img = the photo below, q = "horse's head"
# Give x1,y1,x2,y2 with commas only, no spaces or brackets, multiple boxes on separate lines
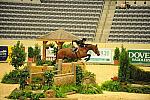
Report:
87,44,100,56
93,44,100,56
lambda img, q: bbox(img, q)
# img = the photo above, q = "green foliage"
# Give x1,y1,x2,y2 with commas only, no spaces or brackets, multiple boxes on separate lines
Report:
118,46,130,82
129,65,150,82
36,60,54,66
36,59,43,66
58,84,78,93
52,47,58,55
11,41,26,70
52,86,66,98
82,71,96,84
30,77,43,90
49,43,58,55
19,70,29,90
41,85,50,91
78,84,103,94
101,80,122,92
1,69,29,86
44,60,53,66
8,88,45,99
47,43,59,56
28,44,41,63
34,44,41,62
31,93,45,100
1,70,20,84
101,80,150,94
113,47,120,60
48,43,55,48
37,84,77,94
83,70,96,79
44,71,54,87
62,44,72,48
76,65,84,86
30,84,42,90
52,84,102,95
32,77,43,84
123,85,150,94
28,47,34,58
8,89,25,99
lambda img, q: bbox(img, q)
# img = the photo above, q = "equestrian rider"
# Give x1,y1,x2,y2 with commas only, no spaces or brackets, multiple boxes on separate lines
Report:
72,38,87,52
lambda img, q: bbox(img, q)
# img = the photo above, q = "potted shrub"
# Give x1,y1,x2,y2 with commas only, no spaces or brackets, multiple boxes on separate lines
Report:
28,47,34,62
11,41,26,70
33,44,41,63
113,47,120,65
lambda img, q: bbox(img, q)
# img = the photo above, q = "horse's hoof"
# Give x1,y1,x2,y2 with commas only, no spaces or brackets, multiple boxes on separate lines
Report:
85,58,89,61
84,58,87,61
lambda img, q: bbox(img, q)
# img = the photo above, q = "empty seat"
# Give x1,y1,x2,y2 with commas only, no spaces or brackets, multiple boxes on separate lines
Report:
0,0,105,40
109,5,150,44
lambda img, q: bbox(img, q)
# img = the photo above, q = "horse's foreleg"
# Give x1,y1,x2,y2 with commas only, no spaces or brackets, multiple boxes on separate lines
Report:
85,54,91,61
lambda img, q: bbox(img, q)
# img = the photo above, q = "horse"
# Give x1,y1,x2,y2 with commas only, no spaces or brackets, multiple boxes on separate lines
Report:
57,44,100,61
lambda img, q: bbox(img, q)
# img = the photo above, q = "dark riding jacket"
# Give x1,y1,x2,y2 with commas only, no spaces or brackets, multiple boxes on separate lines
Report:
73,40,85,47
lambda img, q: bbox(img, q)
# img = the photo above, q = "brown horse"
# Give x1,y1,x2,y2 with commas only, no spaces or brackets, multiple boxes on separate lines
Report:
57,44,100,61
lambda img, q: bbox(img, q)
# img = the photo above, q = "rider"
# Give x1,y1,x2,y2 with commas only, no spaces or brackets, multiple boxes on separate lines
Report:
72,38,87,52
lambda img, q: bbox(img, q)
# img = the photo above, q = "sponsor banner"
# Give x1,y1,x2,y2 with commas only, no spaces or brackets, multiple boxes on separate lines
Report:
46,48,55,60
87,49,112,63
0,46,8,61
46,48,55,57
128,50,150,64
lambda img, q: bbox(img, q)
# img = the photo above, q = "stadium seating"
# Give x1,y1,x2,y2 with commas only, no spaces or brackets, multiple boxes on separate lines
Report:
0,0,104,41
108,5,150,44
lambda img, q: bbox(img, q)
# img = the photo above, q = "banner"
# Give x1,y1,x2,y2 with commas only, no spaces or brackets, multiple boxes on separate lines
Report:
6,46,13,62
128,50,150,64
46,48,56,60
87,49,112,63
0,46,8,61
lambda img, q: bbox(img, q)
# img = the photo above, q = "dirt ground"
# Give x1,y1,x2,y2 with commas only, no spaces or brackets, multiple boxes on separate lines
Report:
0,63,150,100
0,63,19,100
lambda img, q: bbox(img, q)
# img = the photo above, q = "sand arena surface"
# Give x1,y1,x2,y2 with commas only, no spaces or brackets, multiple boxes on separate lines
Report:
0,63,150,100
0,63,19,100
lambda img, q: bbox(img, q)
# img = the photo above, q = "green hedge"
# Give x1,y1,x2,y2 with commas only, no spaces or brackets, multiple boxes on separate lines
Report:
101,80,122,92
76,65,83,86
129,65,150,82
101,80,150,94
123,86,150,94
1,70,20,84
1,69,29,84
36,60,55,66
8,88,45,99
